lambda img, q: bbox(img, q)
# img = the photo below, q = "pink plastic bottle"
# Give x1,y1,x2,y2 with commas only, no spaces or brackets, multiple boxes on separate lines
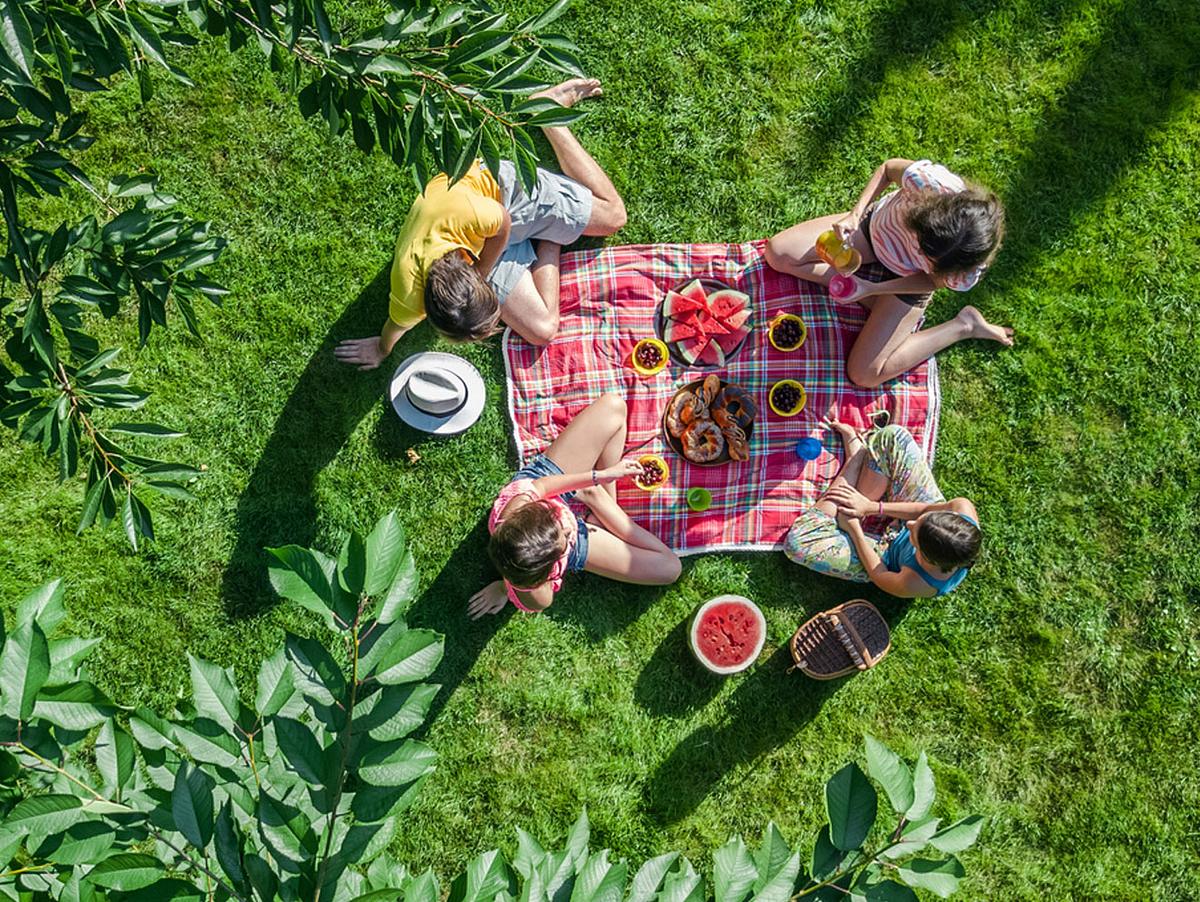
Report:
829,274,857,300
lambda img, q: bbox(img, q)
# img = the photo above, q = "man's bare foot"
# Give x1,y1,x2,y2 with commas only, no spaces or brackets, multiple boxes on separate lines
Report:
532,77,603,108
957,305,1014,346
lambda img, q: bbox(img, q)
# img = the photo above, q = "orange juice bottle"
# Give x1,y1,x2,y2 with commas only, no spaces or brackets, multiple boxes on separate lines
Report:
815,229,862,275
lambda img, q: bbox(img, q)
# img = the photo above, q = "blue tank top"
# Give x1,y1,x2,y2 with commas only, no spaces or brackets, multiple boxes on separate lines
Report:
880,515,976,596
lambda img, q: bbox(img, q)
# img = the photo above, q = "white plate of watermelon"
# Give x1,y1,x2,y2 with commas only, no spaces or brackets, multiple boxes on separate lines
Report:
657,278,753,369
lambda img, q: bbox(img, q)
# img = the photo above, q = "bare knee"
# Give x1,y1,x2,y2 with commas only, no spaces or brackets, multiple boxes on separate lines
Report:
590,196,627,235
594,393,627,420
846,358,887,389
651,552,682,585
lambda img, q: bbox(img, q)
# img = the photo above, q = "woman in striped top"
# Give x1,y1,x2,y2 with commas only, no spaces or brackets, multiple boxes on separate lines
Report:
765,158,1013,387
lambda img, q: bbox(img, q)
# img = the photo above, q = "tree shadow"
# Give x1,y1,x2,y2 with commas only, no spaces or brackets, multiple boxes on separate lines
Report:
987,0,1200,282
645,590,913,824
219,265,427,618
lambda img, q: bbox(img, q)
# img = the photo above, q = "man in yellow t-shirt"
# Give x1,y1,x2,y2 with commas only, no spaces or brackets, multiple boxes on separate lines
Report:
335,78,628,370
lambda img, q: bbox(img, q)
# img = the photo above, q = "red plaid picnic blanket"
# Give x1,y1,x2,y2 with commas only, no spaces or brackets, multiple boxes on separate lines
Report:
501,240,940,554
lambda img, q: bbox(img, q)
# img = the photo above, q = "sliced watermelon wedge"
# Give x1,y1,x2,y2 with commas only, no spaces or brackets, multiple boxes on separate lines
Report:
714,324,750,354
699,313,731,336
676,333,710,365
663,289,706,318
707,288,749,321
664,317,701,343
677,279,709,308
720,308,751,330
697,340,726,367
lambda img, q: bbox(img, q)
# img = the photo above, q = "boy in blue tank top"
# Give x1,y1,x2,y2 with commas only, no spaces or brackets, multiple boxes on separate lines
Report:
785,421,980,598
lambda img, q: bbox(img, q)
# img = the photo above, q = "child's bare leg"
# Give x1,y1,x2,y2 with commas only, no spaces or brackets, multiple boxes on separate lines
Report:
764,212,875,284
814,419,868,517
847,297,1014,388
531,79,626,236
542,394,627,475
583,528,681,585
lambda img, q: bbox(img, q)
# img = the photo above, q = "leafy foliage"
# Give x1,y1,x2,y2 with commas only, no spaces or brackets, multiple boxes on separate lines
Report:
0,511,447,899
0,516,984,902
0,0,588,548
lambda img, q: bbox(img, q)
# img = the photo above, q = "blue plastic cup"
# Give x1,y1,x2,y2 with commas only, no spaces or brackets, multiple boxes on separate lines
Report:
795,437,822,461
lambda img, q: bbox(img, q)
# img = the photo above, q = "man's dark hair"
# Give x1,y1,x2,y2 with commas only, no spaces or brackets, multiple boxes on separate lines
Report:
424,251,502,342
907,188,1005,276
488,502,563,588
918,511,982,571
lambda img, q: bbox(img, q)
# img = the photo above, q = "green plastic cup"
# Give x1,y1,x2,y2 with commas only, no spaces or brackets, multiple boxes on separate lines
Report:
687,488,713,512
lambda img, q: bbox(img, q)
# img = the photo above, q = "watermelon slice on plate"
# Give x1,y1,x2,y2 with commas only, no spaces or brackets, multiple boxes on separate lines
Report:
714,324,751,355
663,289,705,318
707,288,749,321
663,317,701,343
721,308,751,330
677,279,709,308
676,334,710,366
699,313,731,336
697,340,726,367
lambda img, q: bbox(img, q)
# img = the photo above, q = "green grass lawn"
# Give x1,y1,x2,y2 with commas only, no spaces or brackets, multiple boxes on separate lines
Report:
3,0,1199,896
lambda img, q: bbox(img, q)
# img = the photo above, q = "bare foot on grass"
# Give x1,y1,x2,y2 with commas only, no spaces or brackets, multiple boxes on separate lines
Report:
532,77,603,108
957,305,1014,346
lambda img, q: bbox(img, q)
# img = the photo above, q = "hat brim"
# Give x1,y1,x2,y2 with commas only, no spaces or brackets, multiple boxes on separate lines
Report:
389,352,486,435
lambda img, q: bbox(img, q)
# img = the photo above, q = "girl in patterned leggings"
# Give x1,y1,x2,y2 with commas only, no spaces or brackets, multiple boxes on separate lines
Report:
785,420,981,598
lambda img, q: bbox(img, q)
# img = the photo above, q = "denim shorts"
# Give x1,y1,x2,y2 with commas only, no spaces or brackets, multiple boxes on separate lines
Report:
486,160,594,305
512,453,590,572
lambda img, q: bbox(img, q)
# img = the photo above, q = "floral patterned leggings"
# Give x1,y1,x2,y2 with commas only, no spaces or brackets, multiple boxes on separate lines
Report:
783,425,944,581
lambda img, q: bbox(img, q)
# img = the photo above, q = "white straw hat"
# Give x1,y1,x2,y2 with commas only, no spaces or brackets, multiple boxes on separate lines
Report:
389,352,485,435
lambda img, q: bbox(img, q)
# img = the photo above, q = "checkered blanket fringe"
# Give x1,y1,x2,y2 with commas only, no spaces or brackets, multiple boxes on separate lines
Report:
502,240,941,555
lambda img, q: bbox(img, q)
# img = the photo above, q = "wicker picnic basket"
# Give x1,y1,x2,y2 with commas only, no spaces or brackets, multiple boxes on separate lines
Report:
789,600,891,680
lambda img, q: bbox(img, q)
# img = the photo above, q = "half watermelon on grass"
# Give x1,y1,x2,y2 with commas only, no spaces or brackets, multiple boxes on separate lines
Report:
690,595,767,675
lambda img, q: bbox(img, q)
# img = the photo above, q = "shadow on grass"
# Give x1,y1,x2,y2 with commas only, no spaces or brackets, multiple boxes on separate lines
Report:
988,0,1200,281
219,265,428,618
645,586,912,823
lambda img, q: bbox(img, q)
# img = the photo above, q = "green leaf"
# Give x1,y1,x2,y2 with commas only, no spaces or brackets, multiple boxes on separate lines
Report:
173,720,241,769
879,818,940,861
377,545,418,622
256,646,301,717
129,706,176,750
574,849,626,902
0,620,50,719
15,579,66,634
525,105,586,128
714,837,757,902
752,823,792,892
311,0,334,52
405,870,439,902
0,0,35,80
107,422,185,437
810,825,849,881
364,54,412,76
447,30,512,67
356,682,439,741
214,801,245,889
364,510,407,596
451,848,510,902
95,718,135,798
257,791,313,866
659,858,703,902
356,738,436,786
565,808,589,868
172,760,215,849
338,529,367,596
33,681,114,729
863,882,918,902
38,820,117,866
748,852,799,902
47,636,102,684
894,857,964,899
525,0,572,31
825,762,877,851
512,826,545,878
268,545,337,627
285,633,345,705
371,628,443,685
905,753,935,822
628,852,679,902
928,816,985,854
102,208,153,244
350,779,426,823
86,852,166,891
124,10,170,69
3,793,82,834
274,716,330,784
188,654,240,732
864,736,914,815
